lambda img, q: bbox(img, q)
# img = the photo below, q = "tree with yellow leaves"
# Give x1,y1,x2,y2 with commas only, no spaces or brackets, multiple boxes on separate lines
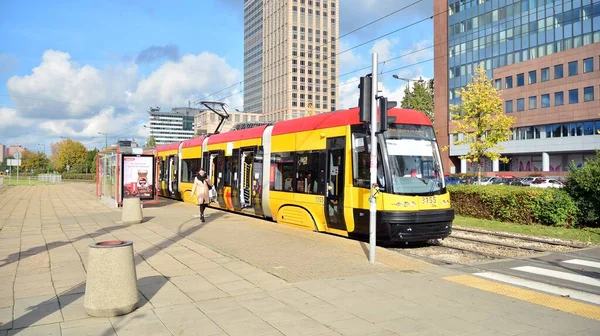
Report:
450,63,515,184
50,138,88,173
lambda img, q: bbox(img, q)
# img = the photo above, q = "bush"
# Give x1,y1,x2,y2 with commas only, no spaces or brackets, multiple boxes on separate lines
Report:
62,173,95,181
448,185,578,227
564,152,600,227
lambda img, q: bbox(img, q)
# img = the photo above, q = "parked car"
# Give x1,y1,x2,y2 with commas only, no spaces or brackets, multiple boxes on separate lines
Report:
520,177,543,186
507,177,526,186
474,176,501,185
445,176,463,185
491,178,511,185
530,178,564,188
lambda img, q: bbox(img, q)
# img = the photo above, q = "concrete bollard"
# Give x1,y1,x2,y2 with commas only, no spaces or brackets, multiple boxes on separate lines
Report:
84,241,138,317
122,197,143,224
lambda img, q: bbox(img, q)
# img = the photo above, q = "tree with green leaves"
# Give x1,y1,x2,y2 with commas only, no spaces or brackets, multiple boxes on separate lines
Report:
400,77,434,122
565,150,600,227
50,139,88,173
449,64,515,184
86,148,99,173
20,150,50,173
145,136,156,147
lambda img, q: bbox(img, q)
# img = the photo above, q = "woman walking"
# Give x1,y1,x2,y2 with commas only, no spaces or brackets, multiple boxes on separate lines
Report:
191,168,212,222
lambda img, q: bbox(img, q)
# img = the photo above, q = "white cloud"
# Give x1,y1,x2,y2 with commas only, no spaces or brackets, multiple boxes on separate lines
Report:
133,52,242,110
338,40,366,75
369,38,399,63
0,107,34,130
338,76,407,111
2,49,242,151
402,39,434,64
39,107,142,137
339,38,433,111
7,50,137,119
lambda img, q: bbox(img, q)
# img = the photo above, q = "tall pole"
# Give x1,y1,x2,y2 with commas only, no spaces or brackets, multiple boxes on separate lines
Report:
38,144,47,173
393,75,411,109
98,132,108,149
407,79,411,109
369,53,379,264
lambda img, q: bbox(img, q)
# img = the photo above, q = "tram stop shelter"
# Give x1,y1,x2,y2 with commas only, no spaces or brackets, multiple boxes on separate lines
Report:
96,144,158,208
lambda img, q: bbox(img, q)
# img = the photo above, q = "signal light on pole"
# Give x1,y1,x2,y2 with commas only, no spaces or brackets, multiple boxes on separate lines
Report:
378,97,397,133
358,75,372,123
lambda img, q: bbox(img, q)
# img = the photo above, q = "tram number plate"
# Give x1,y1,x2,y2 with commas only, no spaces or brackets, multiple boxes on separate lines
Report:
315,196,325,204
422,196,436,204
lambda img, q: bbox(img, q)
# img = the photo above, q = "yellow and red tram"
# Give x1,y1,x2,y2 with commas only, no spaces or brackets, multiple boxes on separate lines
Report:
155,107,454,243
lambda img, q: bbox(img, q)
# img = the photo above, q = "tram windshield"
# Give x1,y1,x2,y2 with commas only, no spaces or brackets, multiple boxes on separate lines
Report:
384,124,445,195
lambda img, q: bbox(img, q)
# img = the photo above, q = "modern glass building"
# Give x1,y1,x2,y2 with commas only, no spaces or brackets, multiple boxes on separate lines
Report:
434,0,600,175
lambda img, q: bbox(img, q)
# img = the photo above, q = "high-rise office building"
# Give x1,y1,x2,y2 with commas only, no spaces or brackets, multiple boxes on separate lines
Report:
0,144,6,163
434,0,600,175
243,0,339,121
148,107,201,145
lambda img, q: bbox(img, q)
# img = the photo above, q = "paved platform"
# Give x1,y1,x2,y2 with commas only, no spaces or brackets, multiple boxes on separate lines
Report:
0,183,599,336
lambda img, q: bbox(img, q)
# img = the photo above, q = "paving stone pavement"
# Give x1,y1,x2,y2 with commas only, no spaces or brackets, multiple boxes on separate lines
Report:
0,183,599,336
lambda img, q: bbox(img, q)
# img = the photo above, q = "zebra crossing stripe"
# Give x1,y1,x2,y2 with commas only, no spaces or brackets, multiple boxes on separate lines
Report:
444,275,600,321
562,259,600,270
513,266,600,288
474,271,600,305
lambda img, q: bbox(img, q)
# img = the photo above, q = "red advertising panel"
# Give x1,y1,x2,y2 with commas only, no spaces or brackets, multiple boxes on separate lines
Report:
121,154,155,201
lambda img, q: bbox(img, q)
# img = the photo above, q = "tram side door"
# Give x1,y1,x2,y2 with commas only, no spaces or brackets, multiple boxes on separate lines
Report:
240,150,254,208
324,137,346,230
169,155,179,197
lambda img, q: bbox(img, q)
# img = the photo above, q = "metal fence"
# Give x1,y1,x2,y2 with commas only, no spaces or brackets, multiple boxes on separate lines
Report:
38,174,62,183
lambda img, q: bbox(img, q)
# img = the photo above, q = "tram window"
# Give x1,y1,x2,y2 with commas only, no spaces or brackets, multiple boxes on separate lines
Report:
158,159,164,181
352,133,370,188
270,152,295,192
181,159,202,183
222,156,231,187
296,151,321,194
231,152,240,188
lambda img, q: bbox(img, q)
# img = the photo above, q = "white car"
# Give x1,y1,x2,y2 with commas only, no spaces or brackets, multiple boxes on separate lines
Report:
474,177,500,185
520,177,542,186
530,178,564,188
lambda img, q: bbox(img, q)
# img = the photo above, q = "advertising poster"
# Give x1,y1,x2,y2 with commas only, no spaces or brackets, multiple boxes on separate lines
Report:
122,155,155,200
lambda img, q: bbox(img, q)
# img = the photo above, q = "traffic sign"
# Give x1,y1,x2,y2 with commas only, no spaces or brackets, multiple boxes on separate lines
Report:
7,159,21,167
14,152,21,160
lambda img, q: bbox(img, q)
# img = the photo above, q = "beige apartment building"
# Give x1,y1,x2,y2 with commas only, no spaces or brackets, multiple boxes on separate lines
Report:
0,144,6,163
194,110,265,136
244,0,339,121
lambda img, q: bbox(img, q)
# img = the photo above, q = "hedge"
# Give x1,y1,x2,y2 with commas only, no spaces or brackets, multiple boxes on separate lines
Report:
62,173,95,181
447,185,578,227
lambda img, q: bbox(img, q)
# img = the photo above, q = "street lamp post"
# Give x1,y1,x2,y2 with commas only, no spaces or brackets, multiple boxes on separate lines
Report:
38,144,47,173
98,132,108,149
392,75,412,109
59,136,71,172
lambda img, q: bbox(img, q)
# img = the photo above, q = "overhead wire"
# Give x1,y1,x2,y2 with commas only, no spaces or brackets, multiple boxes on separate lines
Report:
4,1,447,148
2,0,436,113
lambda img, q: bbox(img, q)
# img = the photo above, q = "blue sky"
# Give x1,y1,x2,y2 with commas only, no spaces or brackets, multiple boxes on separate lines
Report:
0,0,434,152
